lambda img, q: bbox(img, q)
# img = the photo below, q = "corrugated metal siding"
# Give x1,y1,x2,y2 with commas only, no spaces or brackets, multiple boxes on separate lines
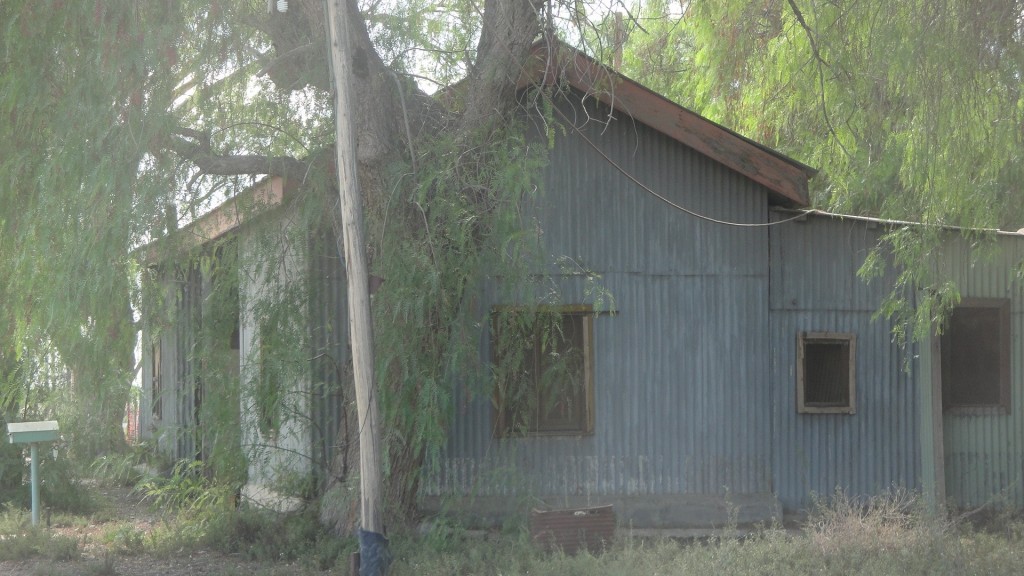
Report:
308,223,350,488
940,235,1024,508
155,277,180,456
769,213,919,512
426,93,774,500
174,264,202,461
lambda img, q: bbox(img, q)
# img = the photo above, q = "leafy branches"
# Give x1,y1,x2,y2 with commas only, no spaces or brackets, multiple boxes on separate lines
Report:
369,121,548,516
169,127,311,182
617,0,1024,341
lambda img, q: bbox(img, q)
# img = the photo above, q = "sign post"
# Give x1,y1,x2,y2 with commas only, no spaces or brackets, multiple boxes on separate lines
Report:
7,421,60,526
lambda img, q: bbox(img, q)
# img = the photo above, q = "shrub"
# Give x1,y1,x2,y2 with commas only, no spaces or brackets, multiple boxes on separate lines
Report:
137,459,234,515
90,453,143,488
203,506,353,569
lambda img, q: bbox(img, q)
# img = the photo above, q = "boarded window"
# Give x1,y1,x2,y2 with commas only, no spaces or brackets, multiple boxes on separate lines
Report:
941,299,1010,412
492,306,594,437
797,332,856,414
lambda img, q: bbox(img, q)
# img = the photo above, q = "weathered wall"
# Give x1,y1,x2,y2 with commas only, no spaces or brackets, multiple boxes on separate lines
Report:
768,212,920,513
238,207,313,491
139,266,202,462
424,94,778,527
932,233,1024,509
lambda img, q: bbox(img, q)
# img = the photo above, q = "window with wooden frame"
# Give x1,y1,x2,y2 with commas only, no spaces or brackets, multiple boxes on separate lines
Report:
941,298,1010,413
797,332,856,414
491,305,595,437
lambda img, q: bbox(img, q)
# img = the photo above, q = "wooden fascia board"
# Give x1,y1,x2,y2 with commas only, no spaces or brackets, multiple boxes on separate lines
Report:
141,176,288,263
518,45,812,207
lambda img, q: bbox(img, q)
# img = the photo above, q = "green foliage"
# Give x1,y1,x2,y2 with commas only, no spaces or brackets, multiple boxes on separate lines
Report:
39,453,98,516
0,506,79,562
615,0,1024,340
491,307,587,435
138,459,234,516
203,507,353,569
100,523,147,556
369,120,552,512
90,453,144,489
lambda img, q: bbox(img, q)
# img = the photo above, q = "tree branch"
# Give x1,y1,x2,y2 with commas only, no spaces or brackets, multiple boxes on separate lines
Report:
786,0,853,160
168,132,310,183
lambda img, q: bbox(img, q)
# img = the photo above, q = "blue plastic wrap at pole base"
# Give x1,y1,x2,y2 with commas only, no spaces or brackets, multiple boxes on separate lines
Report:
358,528,391,576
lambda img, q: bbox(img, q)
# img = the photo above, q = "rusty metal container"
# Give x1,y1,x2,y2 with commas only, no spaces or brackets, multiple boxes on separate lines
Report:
529,505,615,555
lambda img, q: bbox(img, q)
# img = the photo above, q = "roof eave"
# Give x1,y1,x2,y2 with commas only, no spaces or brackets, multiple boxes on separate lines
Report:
518,41,814,208
139,176,290,264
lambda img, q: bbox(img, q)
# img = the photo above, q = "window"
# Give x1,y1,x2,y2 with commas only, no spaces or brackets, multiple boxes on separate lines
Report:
797,332,856,414
491,306,595,436
257,322,283,438
941,298,1010,413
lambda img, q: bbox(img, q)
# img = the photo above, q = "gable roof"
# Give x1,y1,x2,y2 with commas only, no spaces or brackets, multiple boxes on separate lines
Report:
517,40,816,207
149,41,816,259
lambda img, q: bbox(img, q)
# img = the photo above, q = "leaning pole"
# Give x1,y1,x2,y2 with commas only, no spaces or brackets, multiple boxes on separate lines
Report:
325,1,389,574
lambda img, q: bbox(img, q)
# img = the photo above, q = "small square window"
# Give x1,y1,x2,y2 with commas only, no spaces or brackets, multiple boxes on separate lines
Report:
941,299,1010,413
491,306,595,437
797,332,856,414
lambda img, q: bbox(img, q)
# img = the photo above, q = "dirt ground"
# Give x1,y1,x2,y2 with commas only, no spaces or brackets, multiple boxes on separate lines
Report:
0,485,325,576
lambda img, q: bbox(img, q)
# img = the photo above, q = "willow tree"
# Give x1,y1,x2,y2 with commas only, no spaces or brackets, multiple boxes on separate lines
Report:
1,0,637,528
614,0,1024,341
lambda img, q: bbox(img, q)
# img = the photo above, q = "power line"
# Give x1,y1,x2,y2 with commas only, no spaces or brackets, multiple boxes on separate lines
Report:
548,100,808,228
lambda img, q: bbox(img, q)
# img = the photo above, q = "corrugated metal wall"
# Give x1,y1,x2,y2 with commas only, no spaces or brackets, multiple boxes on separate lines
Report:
769,213,919,512
427,93,775,502
153,276,179,456
308,223,350,488
939,234,1024,508
173,264,203,461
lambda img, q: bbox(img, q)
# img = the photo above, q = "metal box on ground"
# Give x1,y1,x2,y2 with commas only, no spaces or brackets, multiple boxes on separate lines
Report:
529,504,615,555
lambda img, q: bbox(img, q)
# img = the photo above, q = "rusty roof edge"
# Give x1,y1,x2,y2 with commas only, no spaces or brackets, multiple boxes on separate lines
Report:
518,39,817,206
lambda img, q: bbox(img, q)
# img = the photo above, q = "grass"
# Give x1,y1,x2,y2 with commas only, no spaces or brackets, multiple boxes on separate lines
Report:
2,482,1024,575
0,506,79,562
388,491,1024,576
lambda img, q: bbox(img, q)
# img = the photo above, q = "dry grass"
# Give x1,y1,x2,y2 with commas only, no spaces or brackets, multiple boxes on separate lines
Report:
391,491,1024,575
2,487,1024,575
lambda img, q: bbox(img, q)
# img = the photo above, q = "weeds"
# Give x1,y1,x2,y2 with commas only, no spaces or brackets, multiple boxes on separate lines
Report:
387,492,1024,576
5,487,1024,575
0,505,78,562
203,506,353,569
137,459,234,515
90,453,142,488
100,523,146,555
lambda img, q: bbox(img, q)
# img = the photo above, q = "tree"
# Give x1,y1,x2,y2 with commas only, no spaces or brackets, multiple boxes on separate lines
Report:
615,0,1024,342
1,0,627,532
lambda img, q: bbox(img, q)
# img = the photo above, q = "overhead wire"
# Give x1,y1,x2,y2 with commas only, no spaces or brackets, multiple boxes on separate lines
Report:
545,92,811,228
508,22,813,229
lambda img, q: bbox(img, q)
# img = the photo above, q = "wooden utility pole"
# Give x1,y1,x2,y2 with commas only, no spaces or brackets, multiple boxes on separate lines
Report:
325,0,388,573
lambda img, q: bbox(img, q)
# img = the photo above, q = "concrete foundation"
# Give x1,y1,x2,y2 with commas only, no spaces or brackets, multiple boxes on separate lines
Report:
419,492,781,530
